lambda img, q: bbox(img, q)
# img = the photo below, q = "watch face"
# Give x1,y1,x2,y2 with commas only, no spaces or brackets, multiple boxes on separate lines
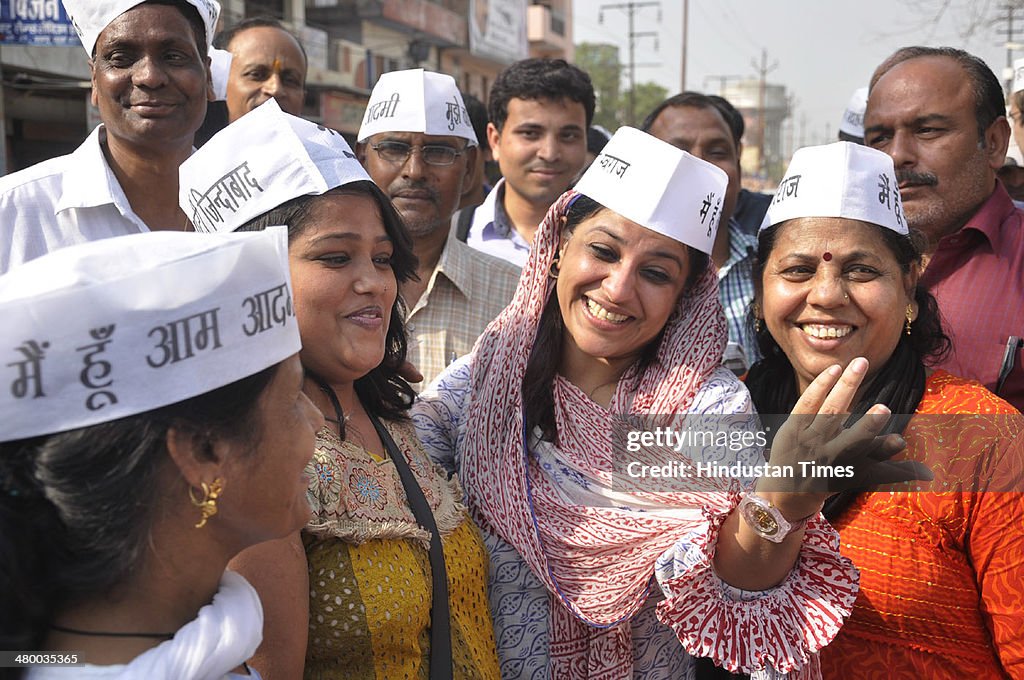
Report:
751,506,780,535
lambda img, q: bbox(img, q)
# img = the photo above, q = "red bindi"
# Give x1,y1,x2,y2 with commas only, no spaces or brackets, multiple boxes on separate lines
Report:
822,252,833,262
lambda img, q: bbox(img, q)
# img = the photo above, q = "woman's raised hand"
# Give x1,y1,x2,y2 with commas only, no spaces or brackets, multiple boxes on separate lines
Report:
757,357,932,518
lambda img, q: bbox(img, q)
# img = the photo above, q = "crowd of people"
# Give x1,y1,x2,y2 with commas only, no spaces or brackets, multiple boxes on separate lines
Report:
0,1,1022,679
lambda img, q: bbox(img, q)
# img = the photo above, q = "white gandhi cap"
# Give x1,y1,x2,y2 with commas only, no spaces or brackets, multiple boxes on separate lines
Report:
62,0,220,56
839,86,869,139
761,141,908,235
358,68,478,146
179,99,371,233
573,126,729,255
0,227,299,442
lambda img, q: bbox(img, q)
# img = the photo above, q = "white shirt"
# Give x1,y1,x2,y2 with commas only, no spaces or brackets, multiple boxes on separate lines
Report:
0,125,152,274
464,179,532,267
26,571,263,680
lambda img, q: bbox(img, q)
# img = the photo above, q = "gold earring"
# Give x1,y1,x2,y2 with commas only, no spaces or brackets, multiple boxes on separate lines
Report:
752,303,762,332
189,478,224,529
905,304,913,336
548,257,560,279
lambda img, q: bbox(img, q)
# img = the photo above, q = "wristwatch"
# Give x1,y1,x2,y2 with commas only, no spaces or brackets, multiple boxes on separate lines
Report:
738,493,811,543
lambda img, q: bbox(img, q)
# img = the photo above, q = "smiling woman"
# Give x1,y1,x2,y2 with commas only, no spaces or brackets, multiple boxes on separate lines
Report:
178,100,501,679
746,142,1024,678
0,227,317,680
412,128,926,678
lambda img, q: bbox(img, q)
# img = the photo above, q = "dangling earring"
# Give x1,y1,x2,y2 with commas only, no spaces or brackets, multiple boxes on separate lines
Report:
548,256,560,280
905,304,914,336
189,478,224,529
752,303,763,333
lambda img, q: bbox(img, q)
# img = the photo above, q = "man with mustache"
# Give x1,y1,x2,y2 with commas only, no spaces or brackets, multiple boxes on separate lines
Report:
0,0,219,274
460,58,595,267
357,69,521,387
864,47,1024,410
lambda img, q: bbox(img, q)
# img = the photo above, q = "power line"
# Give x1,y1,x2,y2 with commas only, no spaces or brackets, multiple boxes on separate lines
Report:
599,1,662,125
997,3,1024,93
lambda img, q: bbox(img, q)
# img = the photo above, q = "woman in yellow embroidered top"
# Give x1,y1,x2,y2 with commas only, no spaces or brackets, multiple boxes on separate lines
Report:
178,100,500,679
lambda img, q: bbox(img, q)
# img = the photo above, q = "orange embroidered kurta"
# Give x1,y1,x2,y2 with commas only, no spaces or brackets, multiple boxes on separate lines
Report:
820,371,1024,679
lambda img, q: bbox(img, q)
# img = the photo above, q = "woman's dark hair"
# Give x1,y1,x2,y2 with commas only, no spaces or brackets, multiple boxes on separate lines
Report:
0,363,278,652
238,181,419,428
522,195,710,443
745,220,952,520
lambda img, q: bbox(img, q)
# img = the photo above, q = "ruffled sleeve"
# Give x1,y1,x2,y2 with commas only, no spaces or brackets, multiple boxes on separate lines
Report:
654,486,859,676
412,353,474,477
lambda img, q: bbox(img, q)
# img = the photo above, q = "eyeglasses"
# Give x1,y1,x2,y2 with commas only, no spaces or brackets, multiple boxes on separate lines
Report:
370,141,463,166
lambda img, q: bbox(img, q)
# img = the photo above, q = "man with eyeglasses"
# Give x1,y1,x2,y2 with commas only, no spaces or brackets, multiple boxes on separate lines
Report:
357,69,521,387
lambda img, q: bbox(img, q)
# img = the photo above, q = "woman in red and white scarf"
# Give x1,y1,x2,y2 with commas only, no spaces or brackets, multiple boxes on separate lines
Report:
414,128,926,680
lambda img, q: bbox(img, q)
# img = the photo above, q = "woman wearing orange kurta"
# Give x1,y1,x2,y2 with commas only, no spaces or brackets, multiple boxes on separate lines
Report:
747,142,1024,679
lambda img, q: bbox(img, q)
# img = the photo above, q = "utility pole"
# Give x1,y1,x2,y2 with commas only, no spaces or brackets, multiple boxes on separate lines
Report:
600,1,661,125
681,0,689,91
998,3,1022,94
751,48,778,178
785,95,798,160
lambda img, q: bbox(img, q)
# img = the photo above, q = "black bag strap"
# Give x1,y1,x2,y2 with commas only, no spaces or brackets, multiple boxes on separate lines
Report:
454,207,474,243
369,414,453,679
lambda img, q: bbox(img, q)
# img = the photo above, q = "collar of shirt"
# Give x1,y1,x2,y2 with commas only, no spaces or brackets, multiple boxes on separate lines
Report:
55,125,133,215
957,180,1019,251
433,236,476,301
478,179,531,252
718,218,757,280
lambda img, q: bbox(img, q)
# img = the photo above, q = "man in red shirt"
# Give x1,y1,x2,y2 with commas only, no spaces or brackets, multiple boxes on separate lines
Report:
864,47,1024,410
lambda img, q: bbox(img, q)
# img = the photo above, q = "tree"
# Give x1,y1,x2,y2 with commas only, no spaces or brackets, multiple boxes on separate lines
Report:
575,42,623,130
624,82,669,127
888,0,1019,41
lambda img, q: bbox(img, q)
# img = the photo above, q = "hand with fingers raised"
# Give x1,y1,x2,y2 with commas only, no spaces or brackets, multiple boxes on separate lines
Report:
754,357,933,525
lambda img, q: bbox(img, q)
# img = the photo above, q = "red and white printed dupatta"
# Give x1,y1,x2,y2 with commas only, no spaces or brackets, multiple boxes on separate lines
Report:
459,191,856,679
461,191,708,674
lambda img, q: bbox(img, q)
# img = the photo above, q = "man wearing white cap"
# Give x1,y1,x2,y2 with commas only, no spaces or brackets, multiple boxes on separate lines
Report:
865,46,1024,410
356,69,521,387
0,0,219,275
838,86,868,144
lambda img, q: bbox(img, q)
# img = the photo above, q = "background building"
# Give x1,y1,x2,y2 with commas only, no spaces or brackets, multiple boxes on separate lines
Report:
716,78,790,186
